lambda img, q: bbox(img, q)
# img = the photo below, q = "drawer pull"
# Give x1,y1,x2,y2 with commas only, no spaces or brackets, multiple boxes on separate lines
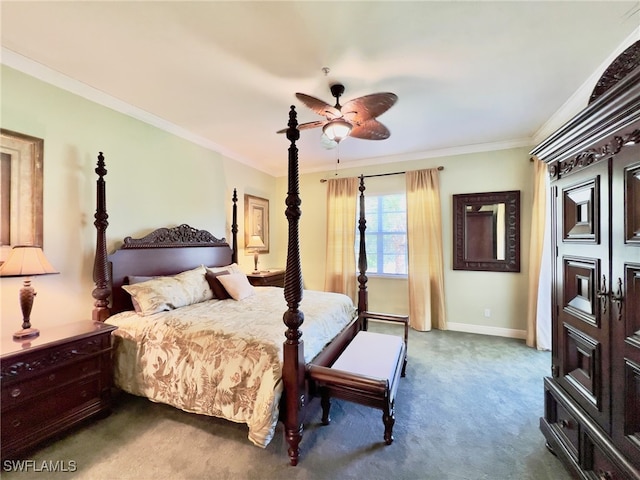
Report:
597,471,613,480
559,419,573,429
10,388,21,398
48,373,56,381
80,390,88,398
12,419,21,428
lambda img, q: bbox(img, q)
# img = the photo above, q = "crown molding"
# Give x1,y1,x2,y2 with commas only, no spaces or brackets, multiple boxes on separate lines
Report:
0,48,267,175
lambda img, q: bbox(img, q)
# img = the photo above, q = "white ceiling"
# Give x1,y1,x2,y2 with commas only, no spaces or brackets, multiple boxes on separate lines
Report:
1,1,639,177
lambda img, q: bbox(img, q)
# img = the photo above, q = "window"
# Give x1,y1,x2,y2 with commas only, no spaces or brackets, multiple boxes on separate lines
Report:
358,193,407,275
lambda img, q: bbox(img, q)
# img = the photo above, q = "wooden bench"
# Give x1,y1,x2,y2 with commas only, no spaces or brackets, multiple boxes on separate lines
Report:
307,311,408,445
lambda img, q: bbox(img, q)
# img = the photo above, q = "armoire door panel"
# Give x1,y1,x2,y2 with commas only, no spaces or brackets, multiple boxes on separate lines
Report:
625,162,640,245
622,265,640,341
562,256,601,326
561,323,601,411
562,176,600,243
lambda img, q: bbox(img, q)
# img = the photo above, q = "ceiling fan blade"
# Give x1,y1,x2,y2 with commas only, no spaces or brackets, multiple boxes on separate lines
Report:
276,120,326,134
342,92,398,124
298,120,327,130
295,93,342,119
349,119,391,140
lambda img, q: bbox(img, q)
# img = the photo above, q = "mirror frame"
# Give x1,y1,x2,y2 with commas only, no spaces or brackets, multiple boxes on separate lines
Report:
453,190,520,272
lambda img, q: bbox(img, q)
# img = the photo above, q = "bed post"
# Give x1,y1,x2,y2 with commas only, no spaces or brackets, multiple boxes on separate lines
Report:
92,152,111,322
357,175,368,313
282,105,305,466
231,188,238,264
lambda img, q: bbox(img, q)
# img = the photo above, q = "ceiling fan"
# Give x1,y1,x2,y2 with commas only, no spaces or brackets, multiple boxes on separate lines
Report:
278,83,398,146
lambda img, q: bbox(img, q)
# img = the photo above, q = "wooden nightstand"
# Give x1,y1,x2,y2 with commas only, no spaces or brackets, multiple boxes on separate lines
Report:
0,320,117,460
247,269,285,287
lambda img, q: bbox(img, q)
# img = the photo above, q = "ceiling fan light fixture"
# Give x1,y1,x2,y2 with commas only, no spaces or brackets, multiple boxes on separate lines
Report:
323,120,352,143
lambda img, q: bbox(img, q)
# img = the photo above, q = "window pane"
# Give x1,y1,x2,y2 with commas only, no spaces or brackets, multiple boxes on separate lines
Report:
383,234,406,254
382,212,406,232
366,211,379,232
355,193,407,275
365,197,378,216
381,194,404,211
367,253,379,273
383,254,407,274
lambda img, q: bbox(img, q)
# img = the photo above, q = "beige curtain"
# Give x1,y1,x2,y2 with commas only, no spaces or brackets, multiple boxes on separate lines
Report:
324,177,358,301
406,169,446,331
526,156,551,348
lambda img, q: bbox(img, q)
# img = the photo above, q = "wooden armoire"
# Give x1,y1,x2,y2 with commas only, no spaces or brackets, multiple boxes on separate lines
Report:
532,43,639,479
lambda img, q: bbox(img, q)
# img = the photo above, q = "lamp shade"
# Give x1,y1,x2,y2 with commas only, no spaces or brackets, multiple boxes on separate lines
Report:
0,246,58,277
323,120,352,142
246,235,265,249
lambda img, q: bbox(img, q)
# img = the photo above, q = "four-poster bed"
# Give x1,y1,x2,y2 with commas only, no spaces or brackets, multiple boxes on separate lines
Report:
90,106,402,465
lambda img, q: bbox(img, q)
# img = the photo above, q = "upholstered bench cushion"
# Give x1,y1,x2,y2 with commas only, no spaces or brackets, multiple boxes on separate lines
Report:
308,327,407,446
331,331,404,381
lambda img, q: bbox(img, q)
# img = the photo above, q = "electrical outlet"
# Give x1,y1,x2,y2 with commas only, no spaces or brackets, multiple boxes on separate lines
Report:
484,308,491,318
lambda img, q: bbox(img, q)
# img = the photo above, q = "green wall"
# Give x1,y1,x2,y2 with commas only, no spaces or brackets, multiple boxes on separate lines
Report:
2,64,534,338
280,146,534,337
1,65,278,329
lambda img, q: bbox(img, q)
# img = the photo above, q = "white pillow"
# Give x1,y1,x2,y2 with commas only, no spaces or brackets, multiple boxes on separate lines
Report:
122,265,212,315
216,272,255,300
206,263,242,274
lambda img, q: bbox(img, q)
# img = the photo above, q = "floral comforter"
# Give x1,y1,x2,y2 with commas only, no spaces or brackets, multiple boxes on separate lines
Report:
105,287,356,447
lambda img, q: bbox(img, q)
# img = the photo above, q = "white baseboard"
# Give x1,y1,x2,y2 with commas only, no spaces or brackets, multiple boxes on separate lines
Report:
447,322,526,340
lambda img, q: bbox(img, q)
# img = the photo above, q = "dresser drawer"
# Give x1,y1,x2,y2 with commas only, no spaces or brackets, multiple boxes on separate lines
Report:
0,321,117,460
2,376,102,444
1,355,101,407
582,432,626,480
0,333,110,384
544,379,580,459
554,400,580,457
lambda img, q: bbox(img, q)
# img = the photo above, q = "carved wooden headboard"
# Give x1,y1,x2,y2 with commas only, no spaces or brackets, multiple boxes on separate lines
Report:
108,224,235,315
91,152,239,319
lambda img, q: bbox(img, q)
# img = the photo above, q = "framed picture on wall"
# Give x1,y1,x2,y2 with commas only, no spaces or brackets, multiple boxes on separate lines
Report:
244,194,269,254
0,129,44,263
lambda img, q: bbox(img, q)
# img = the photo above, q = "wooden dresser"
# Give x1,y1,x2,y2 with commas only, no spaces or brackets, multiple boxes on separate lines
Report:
247,269,286,287
531,48,640,479
0,321,117,460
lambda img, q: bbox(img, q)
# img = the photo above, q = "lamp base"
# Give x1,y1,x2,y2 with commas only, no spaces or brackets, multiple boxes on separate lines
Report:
13,327,40,340
253,251,260,273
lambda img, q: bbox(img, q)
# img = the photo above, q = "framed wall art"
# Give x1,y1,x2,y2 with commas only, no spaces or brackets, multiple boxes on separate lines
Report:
0,129,44,263
244,194,269,254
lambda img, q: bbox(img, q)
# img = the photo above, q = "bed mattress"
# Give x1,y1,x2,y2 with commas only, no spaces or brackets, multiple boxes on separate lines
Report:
105,287,356,447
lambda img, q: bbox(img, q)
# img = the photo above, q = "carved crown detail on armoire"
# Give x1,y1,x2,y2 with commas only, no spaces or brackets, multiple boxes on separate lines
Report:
531,41,640,480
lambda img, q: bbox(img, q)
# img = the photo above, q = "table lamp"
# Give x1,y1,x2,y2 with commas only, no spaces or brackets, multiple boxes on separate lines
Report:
0,245,58,339
246,235,265,273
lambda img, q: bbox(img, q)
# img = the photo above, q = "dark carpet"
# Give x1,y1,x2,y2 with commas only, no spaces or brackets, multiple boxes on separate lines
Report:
3,324,571,480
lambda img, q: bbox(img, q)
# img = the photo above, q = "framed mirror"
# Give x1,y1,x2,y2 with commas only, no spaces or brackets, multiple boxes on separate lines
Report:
453,190,520,272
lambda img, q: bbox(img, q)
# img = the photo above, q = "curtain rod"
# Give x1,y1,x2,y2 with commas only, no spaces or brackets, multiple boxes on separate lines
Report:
320,166,443,183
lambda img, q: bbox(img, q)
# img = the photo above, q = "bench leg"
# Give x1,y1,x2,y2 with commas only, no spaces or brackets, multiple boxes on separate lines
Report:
320,390,331,425
382,405,395,445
